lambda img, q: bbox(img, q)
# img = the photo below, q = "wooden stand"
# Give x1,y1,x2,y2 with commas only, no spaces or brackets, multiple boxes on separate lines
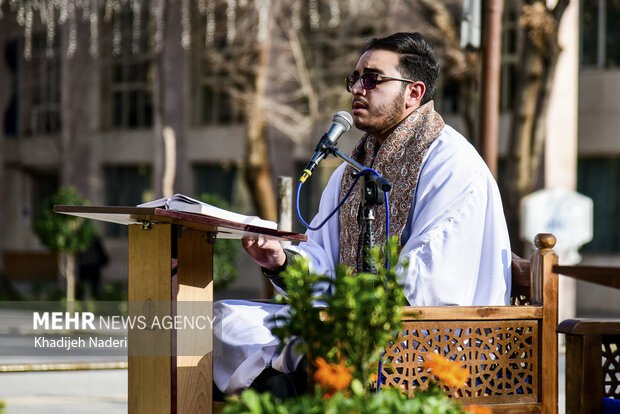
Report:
54,205,305,414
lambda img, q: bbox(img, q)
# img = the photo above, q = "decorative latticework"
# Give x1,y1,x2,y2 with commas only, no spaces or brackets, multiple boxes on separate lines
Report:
602,334,620,398
383,320,539,404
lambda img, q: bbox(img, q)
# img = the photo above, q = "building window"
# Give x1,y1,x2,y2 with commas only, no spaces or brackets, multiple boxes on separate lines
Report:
192,18,243,126
581,0,620,68
13,33,61,137
198,75,243,125
104,165,152,236
194,164,238,204
577,158,620,252
106,10,153,129
3,39,20,138
31,171,59,220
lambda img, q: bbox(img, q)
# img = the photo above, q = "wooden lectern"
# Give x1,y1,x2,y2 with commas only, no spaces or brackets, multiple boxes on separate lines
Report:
54,205,306,414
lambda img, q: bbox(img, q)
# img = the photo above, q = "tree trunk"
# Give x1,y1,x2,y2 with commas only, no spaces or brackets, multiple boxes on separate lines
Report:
245,36,277,298
153,1,190,197
58,9,98,306
61,252,76,312
504,44,545,253
59,12,98,199
0,38,9,289
461,51,481,143
501,0,569,254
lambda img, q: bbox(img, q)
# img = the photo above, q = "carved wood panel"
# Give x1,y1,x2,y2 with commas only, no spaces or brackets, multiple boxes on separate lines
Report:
382,320,540,404
602,334,620,398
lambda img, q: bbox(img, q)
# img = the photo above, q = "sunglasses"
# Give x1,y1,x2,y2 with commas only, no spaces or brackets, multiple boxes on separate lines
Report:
345,73,415,92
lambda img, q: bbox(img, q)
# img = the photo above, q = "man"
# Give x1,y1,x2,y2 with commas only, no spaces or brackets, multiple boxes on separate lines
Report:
214,32,511,397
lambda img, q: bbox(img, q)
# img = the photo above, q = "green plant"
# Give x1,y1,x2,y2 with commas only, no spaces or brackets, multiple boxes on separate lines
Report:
198,193,241,289
100,281,128,301
224,387,464,414
224,239,464,414
32,187,97,305
223,239,471,413
271,240,405,385
33,187,96,254
31,281,64,301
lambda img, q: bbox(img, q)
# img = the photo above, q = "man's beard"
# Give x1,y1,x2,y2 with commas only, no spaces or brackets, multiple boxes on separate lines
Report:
354,92,405,138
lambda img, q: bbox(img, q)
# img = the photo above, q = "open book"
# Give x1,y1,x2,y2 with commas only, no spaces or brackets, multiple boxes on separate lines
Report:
138,194,277,230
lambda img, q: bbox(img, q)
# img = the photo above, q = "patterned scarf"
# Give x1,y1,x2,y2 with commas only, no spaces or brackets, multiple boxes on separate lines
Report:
338,100,445,271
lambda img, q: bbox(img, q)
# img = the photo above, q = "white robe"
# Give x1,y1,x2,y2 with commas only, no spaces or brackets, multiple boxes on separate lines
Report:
213,125,512,394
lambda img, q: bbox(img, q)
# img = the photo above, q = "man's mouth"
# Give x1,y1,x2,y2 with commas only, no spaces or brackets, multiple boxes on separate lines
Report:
352,100,368,111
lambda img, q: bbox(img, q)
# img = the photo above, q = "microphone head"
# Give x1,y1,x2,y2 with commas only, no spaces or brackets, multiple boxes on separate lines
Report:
332,111,353,131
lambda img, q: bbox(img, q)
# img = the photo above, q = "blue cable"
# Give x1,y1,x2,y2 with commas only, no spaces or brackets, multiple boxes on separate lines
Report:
383,190,390,271
296,167,391,391
296,171,364,231
297,168,390,234
377,188,390,392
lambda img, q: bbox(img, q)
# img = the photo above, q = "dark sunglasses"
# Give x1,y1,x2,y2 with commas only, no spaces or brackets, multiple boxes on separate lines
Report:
345,73,415,92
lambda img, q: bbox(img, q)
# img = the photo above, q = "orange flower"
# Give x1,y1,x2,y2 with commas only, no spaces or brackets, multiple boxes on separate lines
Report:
423,352,468,388
465,405,493,414
319,310,331,322
313,357,353,395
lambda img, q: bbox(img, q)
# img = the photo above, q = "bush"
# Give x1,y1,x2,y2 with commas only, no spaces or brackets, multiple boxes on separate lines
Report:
223,240,471,413
198,194,241,290
32,187,96,254
224,387,464,414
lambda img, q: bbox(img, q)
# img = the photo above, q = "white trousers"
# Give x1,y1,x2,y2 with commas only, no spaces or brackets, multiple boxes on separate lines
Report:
212,300,304,394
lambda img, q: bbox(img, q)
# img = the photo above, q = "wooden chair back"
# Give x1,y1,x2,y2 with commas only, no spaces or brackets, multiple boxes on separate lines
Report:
556,264,620,414
381,233,559,413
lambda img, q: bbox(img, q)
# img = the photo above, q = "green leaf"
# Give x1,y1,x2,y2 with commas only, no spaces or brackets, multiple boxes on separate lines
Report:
198,193,241,289
32,187,96,253
350,379,365,396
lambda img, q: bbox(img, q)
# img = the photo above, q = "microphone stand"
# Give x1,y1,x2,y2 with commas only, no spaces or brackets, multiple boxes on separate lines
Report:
328,145,392,274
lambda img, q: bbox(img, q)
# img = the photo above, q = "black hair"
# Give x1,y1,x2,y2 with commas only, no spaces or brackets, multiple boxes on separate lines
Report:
363,32,439,104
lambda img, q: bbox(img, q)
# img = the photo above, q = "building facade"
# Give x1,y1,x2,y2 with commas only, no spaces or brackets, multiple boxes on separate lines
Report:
1,1,619,309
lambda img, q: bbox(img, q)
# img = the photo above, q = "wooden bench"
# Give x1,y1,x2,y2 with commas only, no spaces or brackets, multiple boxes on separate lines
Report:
382,233,559,413
556,265,620,414
3,250,58,281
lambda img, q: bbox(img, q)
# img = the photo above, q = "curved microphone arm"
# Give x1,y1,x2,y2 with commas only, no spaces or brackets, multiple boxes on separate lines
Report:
330,147,392,192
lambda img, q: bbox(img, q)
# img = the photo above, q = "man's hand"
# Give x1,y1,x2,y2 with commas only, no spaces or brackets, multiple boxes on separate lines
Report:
511,252,530,287
242,236,287,272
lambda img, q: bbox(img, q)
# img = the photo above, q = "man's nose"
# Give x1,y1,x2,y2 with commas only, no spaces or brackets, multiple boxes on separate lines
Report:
351,79,366,96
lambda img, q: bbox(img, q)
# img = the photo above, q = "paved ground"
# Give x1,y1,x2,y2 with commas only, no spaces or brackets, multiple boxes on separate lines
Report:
0,369,127,414
0,308,128,413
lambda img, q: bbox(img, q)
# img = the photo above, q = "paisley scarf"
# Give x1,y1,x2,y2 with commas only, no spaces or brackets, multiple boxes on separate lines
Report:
338,100,445,271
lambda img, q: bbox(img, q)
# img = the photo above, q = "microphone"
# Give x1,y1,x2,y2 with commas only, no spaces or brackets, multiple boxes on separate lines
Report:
300,111,353,183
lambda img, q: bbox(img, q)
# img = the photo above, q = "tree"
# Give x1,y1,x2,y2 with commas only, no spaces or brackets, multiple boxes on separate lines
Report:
153,0,191,197
198,0,393,295
33,187,96,308
394,0,571,254
503,0,570,252
59,4,100,200
0,33,13,297
4,0,571,280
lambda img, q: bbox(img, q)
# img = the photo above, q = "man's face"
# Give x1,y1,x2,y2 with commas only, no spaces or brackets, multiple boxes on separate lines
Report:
349,49,411,140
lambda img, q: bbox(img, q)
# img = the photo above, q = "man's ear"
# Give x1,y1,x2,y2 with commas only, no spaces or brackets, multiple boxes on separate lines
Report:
405,81,425,109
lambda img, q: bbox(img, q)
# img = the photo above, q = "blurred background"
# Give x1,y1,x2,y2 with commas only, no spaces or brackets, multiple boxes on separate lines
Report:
0,0,618,326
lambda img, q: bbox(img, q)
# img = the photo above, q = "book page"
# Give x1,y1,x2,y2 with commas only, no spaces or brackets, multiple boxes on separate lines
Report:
139,194,277,230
